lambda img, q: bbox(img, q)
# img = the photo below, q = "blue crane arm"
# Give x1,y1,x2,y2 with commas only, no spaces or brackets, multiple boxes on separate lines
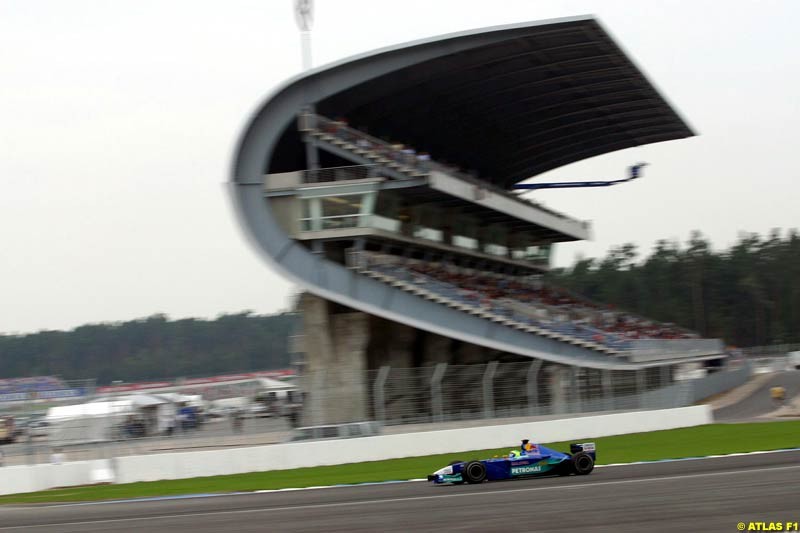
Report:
512,163,648,191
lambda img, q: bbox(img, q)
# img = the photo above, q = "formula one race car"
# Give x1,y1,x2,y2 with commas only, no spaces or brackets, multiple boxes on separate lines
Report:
427,440,595,484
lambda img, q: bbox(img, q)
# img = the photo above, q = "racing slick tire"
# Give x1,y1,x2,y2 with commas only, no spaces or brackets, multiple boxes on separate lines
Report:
571,452,594,475
462,460,487,484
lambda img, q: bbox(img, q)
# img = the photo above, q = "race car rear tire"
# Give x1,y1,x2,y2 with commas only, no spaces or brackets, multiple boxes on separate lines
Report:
462,460,487,484
571,452,594,475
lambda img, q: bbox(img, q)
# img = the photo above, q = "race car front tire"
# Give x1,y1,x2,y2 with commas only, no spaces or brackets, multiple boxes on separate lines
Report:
462,461,487,484
571,452,595,475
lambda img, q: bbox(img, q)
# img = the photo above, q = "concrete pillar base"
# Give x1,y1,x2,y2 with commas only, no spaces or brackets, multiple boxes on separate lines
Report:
299,293,369,425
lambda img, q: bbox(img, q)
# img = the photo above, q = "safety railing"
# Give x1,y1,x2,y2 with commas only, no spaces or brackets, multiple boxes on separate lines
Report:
299,112,581,222
300,164,380,183
0,360,750,466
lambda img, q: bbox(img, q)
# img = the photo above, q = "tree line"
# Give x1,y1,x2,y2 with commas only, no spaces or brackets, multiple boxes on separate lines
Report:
0,312,297,384
2,229,797,383
546,229,800,347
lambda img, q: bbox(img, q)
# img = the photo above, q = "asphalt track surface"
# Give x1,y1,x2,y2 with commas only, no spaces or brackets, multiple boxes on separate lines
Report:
1,451,799,532
715,370,800,421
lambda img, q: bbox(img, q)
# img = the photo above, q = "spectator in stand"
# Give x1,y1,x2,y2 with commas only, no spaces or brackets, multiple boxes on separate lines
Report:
370,256,695,344
330,117,353,143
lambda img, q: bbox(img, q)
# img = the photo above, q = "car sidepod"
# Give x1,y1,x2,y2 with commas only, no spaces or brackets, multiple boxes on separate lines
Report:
495,446,570,479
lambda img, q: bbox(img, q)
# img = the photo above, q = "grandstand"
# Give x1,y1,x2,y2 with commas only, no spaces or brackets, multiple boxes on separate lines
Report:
0,376,66,395
232,16,726,425
0,376,87,403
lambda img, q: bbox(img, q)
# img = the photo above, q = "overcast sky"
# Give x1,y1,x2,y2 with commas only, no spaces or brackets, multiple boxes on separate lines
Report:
2,0,798,335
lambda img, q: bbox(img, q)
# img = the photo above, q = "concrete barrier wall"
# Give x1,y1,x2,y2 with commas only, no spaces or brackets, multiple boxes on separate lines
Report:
115,405,711,484
0,406,711,494
0,460,112,496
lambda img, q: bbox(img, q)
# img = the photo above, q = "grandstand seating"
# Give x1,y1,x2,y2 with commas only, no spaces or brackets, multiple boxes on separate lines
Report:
0,376,68,395
355,253,697,355
299,114,704,359
301,113,571,220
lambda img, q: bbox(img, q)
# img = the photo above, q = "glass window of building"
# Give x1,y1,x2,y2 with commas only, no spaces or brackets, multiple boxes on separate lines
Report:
321,195,361,217
299,192,378,232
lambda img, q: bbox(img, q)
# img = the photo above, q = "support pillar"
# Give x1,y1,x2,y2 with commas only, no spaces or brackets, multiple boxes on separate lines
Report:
373,366,390,423
299,293,369,425
366,316,416,422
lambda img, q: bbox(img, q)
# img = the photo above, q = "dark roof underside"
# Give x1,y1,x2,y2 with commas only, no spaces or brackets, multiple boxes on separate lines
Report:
307,18,692,189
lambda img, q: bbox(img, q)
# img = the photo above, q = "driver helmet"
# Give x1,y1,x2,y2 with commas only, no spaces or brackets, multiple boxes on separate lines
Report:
509,450,521,459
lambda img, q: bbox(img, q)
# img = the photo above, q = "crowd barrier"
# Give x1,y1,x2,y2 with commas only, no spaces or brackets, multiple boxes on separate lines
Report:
0,459,113,496
0,405,710,494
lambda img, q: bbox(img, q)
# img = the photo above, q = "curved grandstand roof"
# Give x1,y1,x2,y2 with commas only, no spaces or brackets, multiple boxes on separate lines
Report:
231,17,704,370
267,15,694,189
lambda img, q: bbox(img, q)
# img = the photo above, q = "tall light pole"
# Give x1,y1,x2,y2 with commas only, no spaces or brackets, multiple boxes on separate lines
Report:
294,0,319,175
294,0,313,71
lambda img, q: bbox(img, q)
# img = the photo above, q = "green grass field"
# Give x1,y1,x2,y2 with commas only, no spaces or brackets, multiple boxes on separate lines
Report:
1,420,798,505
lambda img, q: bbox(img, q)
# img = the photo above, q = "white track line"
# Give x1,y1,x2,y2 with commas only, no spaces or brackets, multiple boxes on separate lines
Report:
3,464,800,530
30,447,800,507
596,446,800,467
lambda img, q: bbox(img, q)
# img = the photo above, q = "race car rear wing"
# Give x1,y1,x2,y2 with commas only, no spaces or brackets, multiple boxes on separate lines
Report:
570,442,596,460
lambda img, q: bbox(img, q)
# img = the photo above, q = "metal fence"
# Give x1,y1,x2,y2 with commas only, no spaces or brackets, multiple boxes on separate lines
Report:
0,361,754,467
737,344,800,374
302,362,695,427
0,378,295,467
740,344,800,358
301,164,379,183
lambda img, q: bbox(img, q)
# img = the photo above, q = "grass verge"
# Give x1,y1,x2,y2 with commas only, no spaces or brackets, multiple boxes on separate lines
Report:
1,420,799,504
